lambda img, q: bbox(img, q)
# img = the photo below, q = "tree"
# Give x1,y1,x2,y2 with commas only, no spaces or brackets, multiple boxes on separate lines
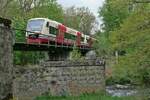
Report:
98,0,150,86
0,0,14,18
95,0,131,57
110,8,150,85
3,0,64,65
98,0,130,36
64,6,97,35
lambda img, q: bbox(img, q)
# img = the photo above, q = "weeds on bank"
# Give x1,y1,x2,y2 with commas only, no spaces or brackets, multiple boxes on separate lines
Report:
35,93,136,100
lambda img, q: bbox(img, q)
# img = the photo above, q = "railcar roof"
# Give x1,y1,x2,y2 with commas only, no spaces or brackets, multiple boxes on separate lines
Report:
28,18,48,21
66,27,78,35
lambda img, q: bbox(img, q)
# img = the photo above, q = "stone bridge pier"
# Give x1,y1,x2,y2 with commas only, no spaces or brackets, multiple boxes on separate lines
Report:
0,18,13,100
13,59,105,100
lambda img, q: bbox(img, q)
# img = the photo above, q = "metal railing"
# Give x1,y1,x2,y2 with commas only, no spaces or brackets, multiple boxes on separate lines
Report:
12,28,91,50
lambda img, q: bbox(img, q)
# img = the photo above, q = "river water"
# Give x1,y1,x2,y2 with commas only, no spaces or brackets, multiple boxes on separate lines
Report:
106,84,138,97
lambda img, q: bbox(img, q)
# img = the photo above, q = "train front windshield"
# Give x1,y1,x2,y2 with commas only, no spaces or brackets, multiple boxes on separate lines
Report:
27,19,45,32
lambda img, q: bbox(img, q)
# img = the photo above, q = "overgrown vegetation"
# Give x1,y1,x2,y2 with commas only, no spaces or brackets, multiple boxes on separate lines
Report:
97,0,150,86
35,93,136,100
69,47,83,61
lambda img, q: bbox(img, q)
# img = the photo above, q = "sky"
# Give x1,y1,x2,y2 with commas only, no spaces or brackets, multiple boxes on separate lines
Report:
57,0,105,17
57,0,105,32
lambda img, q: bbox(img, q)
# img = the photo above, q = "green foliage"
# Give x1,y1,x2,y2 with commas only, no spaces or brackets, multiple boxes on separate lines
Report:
29,1,64,23
12,17,27,42
93,32,111,56
96,0,131,56
110,8,150,85
35,93,136,100
98,0,150,86
110,12,150,51
99,0,130,34
14,51,46,65
69,47,83,61
3,0,65,65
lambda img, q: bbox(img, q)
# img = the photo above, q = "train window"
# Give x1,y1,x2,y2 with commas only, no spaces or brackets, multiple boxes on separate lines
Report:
27,19,44,32
49,26,58,35
64,33,70,39
81,37,84,42
64,33,76,40
72,35,76,40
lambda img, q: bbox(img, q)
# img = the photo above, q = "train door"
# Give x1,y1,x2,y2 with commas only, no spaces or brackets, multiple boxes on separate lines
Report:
56,24,66,44
76,32,81,46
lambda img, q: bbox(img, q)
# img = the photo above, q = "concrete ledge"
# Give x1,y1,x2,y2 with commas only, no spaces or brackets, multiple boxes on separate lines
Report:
41,59,105,67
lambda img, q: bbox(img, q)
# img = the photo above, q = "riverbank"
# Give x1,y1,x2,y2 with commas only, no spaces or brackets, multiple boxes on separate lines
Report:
106,84,150,99
106,84,137,97
35,85,150,100
35,93,136,100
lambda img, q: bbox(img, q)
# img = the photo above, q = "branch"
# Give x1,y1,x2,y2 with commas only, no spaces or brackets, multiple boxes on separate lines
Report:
133,0,150,3
0,0,13,10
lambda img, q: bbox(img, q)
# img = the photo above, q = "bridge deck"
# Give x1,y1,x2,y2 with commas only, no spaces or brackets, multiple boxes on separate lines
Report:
14,42,91,52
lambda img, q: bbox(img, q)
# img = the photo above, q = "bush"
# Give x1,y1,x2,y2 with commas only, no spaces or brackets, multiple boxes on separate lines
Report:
34,92,136,100
69,47,83,61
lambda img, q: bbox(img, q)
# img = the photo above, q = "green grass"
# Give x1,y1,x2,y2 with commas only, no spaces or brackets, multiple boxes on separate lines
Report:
35,93,135,100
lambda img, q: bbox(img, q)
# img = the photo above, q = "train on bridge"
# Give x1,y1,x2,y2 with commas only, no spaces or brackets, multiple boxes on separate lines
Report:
26,18,95,48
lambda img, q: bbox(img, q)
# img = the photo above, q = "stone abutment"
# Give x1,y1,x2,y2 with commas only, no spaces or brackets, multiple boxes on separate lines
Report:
13,60,105,100
0,18,13,100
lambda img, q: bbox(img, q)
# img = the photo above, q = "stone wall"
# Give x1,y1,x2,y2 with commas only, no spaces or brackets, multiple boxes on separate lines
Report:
13,59,105,100
0,26,13,99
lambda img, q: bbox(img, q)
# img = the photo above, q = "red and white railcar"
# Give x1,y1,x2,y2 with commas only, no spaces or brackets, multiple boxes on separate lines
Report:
26,18,94,47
